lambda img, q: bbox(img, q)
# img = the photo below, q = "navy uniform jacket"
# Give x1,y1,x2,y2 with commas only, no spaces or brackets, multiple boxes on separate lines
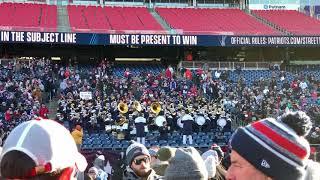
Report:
182,114,193,135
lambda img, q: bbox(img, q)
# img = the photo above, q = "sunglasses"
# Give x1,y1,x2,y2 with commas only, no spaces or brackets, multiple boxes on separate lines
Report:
133,157,149,165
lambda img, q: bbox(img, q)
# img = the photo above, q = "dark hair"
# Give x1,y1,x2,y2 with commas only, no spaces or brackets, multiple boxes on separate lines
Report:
0,150,62,180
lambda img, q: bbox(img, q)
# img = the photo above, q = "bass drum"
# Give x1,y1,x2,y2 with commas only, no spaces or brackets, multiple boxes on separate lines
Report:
177,117,183,128
155,116,166,127
195,116,206,126
217,118,227,128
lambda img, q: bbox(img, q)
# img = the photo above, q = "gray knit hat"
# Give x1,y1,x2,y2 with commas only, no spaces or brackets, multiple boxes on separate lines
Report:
125,141,150,166
157,146,208,180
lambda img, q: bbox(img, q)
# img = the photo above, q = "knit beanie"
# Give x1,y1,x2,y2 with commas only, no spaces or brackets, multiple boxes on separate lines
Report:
211,144,224,160
157,146,208,180
201,150,219,165
149,149,158,157
93,155,105,169
204,156,217,178
88,166,98,174
125,141,150,166
153,162,169,176
231,118,310,180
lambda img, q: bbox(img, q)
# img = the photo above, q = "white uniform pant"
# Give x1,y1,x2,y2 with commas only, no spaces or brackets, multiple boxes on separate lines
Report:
137,137,146,145
183,135,193,145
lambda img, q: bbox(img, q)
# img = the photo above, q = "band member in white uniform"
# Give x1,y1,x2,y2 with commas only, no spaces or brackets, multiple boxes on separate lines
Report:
134,113,147,145
181,109,194,145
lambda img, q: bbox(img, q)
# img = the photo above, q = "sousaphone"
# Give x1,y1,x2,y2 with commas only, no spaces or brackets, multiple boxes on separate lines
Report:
118,102,128,114
133,101,142,112
116,102,128,126
151,102,161,115
115,115,127,126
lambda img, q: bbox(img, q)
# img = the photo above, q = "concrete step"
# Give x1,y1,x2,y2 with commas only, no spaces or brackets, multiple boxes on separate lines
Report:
148,8,175,34
249,10,292,36
57,6,71,32
46,97,59,119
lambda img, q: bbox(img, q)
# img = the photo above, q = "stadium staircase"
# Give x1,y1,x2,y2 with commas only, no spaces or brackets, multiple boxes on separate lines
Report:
249,11,292,35
148,8,174,33
47,97,59,119
57,6,71,32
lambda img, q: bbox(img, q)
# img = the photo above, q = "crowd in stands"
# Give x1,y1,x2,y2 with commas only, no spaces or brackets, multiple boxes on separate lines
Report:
0,59,319,179
0,59,58,146
0,59,319,141
0,110,319,180
52,60,320,144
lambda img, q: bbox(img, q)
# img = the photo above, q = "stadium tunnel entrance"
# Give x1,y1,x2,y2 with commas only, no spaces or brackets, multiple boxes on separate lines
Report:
2,44,320,66
0,44,181,66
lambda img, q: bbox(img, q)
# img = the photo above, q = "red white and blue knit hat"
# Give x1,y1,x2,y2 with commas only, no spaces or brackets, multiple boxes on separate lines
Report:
231,118,310,180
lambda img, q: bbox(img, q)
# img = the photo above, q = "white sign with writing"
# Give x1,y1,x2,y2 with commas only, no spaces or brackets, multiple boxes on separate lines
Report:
80,92,92,100
249,4,299,10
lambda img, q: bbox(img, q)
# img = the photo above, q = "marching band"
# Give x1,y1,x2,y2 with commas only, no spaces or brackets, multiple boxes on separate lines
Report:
56,94,232,145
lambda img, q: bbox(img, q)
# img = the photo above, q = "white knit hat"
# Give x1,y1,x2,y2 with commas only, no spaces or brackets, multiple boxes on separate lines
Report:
201,150,219,165
204,156,216,178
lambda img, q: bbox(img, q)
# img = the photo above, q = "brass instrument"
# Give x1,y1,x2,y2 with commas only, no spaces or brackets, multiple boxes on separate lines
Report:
133,101,142,112
117,132,125,140
118,102,128,114
116,115,127,126
188,104,194,114
116,102,128,126
151,102,161,115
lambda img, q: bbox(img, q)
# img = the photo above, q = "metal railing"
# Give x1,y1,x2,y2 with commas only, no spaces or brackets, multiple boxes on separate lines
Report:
70,28,170,34
0,0,241,7
180,61,281,70
0,0,46,3
0,26,58,32
0,25,238,35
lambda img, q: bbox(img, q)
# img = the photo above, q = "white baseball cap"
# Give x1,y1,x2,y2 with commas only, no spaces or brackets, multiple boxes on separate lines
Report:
0,119,87,174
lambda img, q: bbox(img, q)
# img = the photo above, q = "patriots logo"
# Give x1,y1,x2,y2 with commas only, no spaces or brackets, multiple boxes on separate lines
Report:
219,35,227,47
